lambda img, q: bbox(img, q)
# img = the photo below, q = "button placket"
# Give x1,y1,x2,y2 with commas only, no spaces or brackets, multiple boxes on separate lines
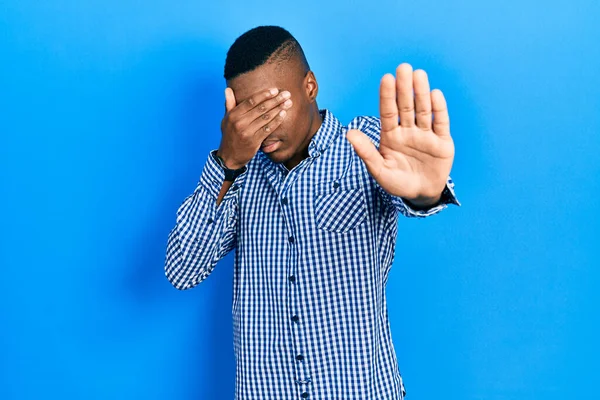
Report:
279,176,312,396
290,268,312,392
289,252,310,387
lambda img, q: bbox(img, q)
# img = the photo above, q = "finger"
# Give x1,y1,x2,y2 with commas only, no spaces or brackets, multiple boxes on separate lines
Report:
225,87,236,113
413,69,432,130
379,74,399,133
252,109,287,140
396,63,415,128
431,89,451,137
231,88,279,117
246,91,292,126
345,129,384,180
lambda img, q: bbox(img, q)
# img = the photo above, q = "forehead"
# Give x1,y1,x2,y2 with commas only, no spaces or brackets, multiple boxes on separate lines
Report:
228,61,304,104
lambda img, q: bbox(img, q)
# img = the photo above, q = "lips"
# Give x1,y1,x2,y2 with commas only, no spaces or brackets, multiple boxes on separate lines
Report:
260,140,281,153
261,140,279,148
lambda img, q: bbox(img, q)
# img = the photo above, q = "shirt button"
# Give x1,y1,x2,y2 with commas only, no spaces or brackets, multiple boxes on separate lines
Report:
288,236,295,243
231,184,239,191
281,197,288,205
289,275,296,283
333,181,340,188
207,218,213,224
296,354,304,361
301,392,309,398
291,315,299,322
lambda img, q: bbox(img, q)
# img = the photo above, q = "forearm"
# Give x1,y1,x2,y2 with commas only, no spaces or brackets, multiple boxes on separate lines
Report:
165,149,247,290
165,185,235,290
216,180,235,207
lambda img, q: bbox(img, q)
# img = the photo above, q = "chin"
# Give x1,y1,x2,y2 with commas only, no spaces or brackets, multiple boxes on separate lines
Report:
266,152,284,163
264,147,285,161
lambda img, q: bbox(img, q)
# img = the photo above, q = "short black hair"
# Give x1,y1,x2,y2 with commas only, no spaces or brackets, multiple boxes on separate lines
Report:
224,25,309,81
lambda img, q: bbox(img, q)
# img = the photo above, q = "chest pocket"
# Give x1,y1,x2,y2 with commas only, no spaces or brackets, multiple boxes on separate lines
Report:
313,172,367,233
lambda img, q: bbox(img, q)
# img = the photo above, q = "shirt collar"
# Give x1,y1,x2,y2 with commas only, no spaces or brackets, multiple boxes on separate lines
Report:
306,108,341,158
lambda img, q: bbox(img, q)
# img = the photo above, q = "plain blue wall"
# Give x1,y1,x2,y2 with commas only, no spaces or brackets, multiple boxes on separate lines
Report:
1,1,598,399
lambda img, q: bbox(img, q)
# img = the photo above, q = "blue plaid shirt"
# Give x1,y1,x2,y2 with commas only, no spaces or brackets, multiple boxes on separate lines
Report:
165,109,460,400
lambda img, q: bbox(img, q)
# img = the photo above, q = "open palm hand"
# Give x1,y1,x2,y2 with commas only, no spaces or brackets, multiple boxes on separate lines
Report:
346,63,455,205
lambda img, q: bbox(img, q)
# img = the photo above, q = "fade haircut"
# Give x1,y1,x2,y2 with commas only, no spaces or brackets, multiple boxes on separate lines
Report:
224,25,310,81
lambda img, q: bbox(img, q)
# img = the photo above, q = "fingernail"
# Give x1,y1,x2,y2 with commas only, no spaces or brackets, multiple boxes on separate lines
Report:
270,88,278,95
283,99,292,107
281,91,291,99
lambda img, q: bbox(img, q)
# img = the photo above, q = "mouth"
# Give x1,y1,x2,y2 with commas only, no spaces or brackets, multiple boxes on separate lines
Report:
261,140,281,153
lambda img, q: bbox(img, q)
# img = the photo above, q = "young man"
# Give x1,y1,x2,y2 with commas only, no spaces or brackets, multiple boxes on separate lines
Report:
165,25,460,400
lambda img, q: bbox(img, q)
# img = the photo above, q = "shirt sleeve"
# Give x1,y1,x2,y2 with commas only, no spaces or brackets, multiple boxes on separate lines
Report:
349,115,461,219
378,176,460,218
164,149,248,290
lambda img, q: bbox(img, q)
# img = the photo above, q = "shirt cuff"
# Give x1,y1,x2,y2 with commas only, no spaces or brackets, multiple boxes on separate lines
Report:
198,149,249,202
382,176,461,218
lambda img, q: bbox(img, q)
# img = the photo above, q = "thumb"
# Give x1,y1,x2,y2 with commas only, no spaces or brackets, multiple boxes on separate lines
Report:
346,129,384,176
224,87,236,113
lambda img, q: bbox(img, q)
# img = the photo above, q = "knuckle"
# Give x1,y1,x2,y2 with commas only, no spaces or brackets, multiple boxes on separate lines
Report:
262,113,270,120
232,120,243,131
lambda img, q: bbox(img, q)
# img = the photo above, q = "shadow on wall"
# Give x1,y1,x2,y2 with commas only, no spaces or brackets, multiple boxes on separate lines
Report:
119,38,236,399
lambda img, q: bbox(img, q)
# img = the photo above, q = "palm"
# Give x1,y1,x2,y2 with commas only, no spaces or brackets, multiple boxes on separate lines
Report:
347,63,455,201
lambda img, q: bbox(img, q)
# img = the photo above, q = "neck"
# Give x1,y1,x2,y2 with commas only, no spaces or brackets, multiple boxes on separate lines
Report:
283,107,323,171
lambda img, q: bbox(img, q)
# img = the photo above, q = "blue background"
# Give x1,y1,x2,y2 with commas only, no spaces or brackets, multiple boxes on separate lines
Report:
1,1,598,399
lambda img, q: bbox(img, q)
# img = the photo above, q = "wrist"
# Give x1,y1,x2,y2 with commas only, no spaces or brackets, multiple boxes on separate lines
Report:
402,192,442,210
211,150,247,182
215,150,245,170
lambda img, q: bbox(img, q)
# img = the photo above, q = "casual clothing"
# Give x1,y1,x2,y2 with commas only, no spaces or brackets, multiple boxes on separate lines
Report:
165,109,460,399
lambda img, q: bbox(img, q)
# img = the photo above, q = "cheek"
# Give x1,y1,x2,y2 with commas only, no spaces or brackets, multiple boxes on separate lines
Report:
278,102,308,143
277,114,294,137
280,107,303,134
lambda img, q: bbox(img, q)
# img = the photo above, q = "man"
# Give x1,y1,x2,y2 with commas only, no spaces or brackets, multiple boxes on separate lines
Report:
165,25,460,400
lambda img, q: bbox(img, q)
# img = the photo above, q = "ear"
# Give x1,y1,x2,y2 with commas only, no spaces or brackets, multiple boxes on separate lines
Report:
304,71,318,103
